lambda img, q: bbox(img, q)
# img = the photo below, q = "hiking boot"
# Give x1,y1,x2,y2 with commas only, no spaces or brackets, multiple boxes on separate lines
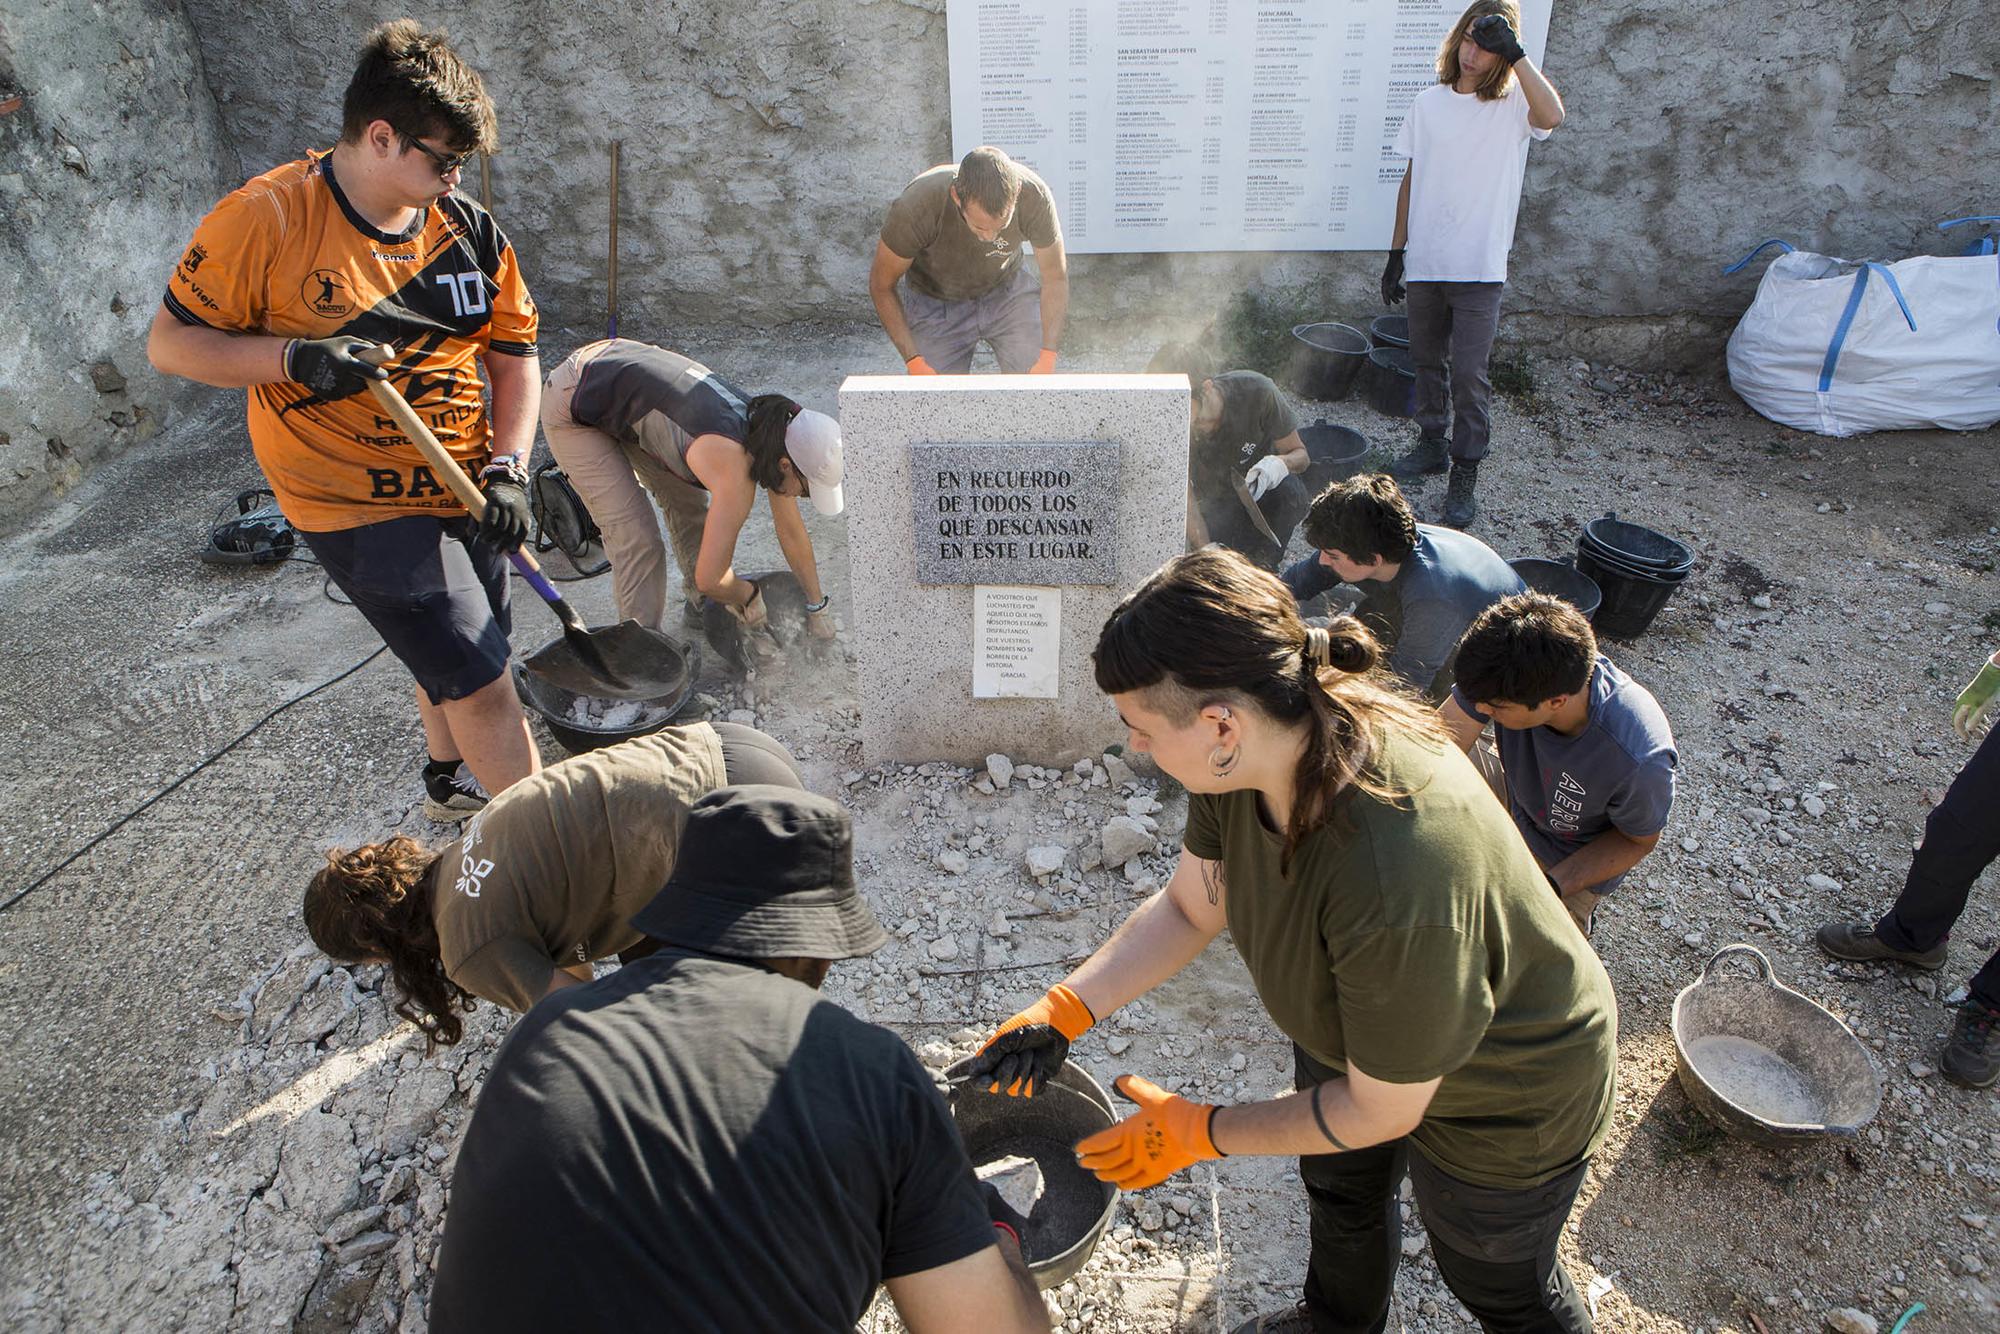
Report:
1814,921,1948,971
1231,1300,1315,1333
422,760,489,823
1440,460,1479,528
1940,999,2000,1089
1386,433,1449,480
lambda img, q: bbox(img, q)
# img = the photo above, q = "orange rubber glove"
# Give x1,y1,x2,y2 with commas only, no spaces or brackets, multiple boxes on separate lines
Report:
1074,1074,1222,1190
1030,348,1058,374
906,355,938,375
965,983,1095,1097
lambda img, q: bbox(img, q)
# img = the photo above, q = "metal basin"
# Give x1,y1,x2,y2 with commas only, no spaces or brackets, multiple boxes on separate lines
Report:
946,1060,1120,1289
1672,945,1881,1148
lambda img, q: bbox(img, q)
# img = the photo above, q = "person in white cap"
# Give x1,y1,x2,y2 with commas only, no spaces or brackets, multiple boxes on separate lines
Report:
541,339,845,645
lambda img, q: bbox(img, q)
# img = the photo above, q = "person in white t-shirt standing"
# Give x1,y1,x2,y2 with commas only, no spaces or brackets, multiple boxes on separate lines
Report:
1381,0,1564,529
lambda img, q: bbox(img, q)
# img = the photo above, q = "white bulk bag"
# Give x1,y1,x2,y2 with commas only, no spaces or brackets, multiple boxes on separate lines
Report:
1723,237,2000,437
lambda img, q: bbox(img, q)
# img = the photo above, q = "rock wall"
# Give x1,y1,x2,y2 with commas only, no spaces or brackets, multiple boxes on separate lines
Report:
7,0,1994,514
0,0,235,519
181,0,1996,370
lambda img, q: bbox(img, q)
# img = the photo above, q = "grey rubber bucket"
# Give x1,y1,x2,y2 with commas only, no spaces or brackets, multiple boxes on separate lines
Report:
946,1060,1120,1289
1509,557,1602,621
1672,944,1881,1149
1285,322,1371,401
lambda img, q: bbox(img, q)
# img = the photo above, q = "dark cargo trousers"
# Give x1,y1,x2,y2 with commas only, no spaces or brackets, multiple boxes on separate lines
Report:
1875,723,2000,1011
1294,1047,1593,1334
1407,281,1505,463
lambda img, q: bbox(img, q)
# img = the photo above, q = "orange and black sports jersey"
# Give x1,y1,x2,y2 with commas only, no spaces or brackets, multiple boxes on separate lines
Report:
164,152,538,532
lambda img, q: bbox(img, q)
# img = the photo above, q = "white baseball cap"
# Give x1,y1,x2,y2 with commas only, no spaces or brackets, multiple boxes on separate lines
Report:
785,408,845,516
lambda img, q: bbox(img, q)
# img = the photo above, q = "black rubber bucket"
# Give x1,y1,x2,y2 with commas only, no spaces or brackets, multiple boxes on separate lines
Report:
1286,322,1370,401
1362,346,1418,417
1300,421,1372,494
1368,313,1410,349
512,631,695,755
946,1060,1119,1289
1575,546,1687,640
1581,514,1694,575
1509,557,1602,622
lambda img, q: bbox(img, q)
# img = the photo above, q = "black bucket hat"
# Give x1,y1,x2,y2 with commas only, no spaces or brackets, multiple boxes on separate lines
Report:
631,785,888,960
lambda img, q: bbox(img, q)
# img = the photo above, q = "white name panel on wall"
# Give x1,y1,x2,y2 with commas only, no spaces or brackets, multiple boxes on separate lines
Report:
946,0,1551,254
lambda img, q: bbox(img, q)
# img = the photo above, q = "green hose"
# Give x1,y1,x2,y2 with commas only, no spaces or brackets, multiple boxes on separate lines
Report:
1887,1301,1924,1334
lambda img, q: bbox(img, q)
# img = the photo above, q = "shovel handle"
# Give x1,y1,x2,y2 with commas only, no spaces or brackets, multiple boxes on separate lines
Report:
362,359,560,595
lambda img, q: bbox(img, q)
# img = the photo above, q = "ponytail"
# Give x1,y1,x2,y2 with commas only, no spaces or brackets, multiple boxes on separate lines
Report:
743,394,801,491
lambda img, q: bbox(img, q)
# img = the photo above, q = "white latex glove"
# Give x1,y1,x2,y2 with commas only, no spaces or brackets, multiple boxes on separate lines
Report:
1954,653,2000,740
1245,454,1289,501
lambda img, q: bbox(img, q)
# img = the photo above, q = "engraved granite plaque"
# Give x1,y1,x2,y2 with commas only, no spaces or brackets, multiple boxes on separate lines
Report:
912,441,1120,585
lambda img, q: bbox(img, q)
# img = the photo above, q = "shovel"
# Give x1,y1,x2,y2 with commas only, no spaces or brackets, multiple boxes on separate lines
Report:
362,364,680,701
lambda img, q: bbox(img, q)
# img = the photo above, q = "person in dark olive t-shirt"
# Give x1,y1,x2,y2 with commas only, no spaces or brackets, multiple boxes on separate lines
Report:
430,787,1050,1334
962,550,1613,1334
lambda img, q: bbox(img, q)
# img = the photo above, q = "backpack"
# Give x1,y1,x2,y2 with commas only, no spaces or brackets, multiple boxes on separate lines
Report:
530,462,609,574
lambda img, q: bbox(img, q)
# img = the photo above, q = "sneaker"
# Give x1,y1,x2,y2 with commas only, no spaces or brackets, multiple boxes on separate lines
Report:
1813,921,1948,971
422,761,489,823
1940,999,2000,1089
1231,1300,1315,1333
1386,433,1449,480
1440,460,1479,528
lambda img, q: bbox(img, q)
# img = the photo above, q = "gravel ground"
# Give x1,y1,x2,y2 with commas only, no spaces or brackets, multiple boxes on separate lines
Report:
0,320,1995,1332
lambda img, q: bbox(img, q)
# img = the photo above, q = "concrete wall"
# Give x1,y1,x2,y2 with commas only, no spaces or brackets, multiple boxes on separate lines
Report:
178,0,1996,370
0,0,235,518
5,0,1992,515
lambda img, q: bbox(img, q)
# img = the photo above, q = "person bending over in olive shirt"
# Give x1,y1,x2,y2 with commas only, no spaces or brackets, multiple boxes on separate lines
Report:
303,722,800,1044
963,548,1614,1334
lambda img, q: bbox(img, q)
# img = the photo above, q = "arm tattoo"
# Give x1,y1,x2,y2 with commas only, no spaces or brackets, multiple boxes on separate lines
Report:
1311,1083,1352,1152
1200,860,1226,906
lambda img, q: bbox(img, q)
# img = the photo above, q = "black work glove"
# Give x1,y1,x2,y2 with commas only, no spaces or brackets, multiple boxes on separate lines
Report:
1469,13,1526,65
477,467,533,553
1380,249,1406,307
979,1180,1032,1246
284,336,388,400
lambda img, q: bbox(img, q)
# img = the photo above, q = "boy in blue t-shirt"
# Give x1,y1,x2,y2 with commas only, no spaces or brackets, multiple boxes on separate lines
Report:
1440,592,1678,936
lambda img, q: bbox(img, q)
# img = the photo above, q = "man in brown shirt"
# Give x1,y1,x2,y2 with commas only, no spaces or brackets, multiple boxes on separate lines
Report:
869,146,1069,375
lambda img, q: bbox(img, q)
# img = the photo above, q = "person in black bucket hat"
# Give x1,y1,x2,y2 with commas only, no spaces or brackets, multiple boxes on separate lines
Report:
431,786,1051,1334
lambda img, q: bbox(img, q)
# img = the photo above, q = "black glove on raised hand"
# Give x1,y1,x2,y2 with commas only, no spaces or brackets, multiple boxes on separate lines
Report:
1380,249,1406,307
979,1180,1032,1247
284,336,388,400
1469,13,1526,65
477,464,533,552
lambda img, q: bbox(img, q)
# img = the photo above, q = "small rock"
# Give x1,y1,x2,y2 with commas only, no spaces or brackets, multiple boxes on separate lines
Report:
1952,1252,1985,1276
987,754,1015,788
972,777,995,796
1802,794,1827,818
1136,1200,1164,1231
1823,1309,1877,1334
986,910,1012,938
938,849,969,875
1960,1212,1989,1230
929,936,960,962
334,1231,398,1265
725,708,757,726
1106,1034,1132,1056
1025,844,1066,877
1923,601,1951,616
1401,1233,1428,1257
1908,1060,1936,1079
1682,931,1704,948
89,360,127,394
1102,753,1136,785
1805,873,1842,894
1749,593,1772,610
1100,816,1157,870
1680,835,1700,853
976,1155,1047,1217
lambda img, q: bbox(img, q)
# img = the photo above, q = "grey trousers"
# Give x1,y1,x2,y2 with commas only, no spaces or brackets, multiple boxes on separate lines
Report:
1407,281,1504,463
903,262,1045,373
541,342,708,631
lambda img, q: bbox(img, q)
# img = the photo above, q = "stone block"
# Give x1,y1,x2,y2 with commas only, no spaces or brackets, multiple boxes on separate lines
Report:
839,375,1188,765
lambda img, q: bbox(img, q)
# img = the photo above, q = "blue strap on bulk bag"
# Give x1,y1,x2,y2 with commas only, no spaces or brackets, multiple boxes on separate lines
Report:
1938,216,2000,332
1816,262,1916,392
1722,238,1796,275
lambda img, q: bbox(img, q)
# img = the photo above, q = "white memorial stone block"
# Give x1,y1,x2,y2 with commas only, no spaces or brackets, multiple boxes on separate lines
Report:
838,375,1189,765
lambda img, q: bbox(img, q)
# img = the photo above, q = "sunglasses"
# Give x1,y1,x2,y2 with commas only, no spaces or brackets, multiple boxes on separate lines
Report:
397,129,477,178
